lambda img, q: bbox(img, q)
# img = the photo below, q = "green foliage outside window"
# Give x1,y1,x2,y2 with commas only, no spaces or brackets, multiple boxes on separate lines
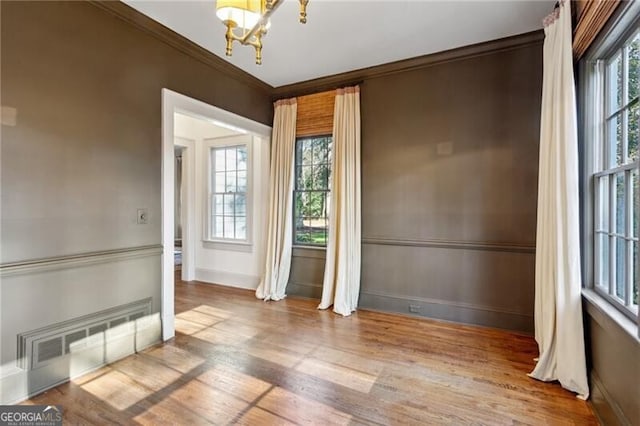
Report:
294,136,332,246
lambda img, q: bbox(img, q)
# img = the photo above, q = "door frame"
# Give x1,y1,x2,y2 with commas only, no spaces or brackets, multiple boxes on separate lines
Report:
161,89,271,341
174,137,195,282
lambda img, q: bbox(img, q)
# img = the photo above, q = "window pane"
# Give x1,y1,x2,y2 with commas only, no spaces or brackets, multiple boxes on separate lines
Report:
615,173,625,235
308,191,325,218
608,114,623,167
215,172,226,193
633,169,639,238
235,216,246,240
237,171,247,192
298,166,312,190
235,194,246,216
214,194,224,216
223,194,235,215
214,216,224,238
315,163,330,190
295,166,303,190
237,147,248,171
628,33,639,102
597,175,610,231
633,241,638,306
616,237,626,300
312,139,328,163
628,101,639,162
295,192,307,218
608,53,623,113
226,148,237,171
215,149,226,171
597,233,610,288
225,172,237,193
302,140,313,165
224,216,234,238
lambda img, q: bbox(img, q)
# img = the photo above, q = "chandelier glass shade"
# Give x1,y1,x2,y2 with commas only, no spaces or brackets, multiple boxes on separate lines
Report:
216,0,262,30
215,0,309,65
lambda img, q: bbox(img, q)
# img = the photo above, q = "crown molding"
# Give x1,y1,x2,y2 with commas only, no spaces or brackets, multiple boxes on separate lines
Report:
86,2,543,101
272,30,544,99
88,0,273,94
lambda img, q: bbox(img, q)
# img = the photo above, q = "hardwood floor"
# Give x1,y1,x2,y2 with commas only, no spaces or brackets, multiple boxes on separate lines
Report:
27,278,598,425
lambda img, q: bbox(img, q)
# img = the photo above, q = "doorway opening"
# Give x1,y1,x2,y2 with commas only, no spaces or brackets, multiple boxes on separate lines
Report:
174,146,184,273
161,89,271,341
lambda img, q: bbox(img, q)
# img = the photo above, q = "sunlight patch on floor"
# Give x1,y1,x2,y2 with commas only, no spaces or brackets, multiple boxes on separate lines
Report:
174,317,209,335
236,407,297,425
143,345,206,374
113,356,182,392
312,346,386,377
192,304,233,320
241,342,305,368
197,364,272,403
80,369,153,411
192,326,251,346
167,378,249,422
295,358,378,394
175,308,221,327
257,386,352,425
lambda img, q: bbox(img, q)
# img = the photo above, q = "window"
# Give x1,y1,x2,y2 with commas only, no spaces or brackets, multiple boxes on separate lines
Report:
591,27,639,318
293,136,332,246
209,145,248,241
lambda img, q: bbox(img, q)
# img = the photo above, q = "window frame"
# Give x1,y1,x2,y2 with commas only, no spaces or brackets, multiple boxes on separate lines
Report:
292,135,333,248
581,1,640,335
204,136,253,249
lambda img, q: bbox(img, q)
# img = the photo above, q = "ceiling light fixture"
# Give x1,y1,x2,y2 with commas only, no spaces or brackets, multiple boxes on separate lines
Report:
216,0,309,65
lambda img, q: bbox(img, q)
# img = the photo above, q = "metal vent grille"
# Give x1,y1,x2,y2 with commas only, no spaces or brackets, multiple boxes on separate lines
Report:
37,337,63,363
88,324,107,336
64,330,87,353
17,298,152,370
109,317,127,328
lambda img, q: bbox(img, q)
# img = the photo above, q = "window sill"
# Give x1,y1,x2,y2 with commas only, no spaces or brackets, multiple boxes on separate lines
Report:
292,245,326,259
582,288,640,343
202,240,253,253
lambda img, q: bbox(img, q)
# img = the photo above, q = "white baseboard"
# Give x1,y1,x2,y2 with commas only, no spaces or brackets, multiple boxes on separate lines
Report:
195,268,259,290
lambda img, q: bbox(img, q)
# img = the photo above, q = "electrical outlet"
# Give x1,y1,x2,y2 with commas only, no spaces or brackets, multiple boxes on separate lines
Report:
137,208,148,224
408,304,421,313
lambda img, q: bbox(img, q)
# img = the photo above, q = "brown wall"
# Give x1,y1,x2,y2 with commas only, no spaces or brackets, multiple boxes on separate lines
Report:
0,1,272,400
585,301,640,426
289,36,543,333
1,1,272,263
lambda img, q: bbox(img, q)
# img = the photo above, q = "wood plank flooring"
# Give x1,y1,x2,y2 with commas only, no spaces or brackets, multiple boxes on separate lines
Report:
26,277,598,425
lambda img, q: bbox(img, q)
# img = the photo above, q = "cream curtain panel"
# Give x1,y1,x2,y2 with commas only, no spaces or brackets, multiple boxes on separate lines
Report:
528,1,589,399
319,87,362,316
256,99,297,301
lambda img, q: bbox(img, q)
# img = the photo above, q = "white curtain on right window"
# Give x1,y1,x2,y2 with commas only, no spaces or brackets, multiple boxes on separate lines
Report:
528,0,589,400
319,86,361,316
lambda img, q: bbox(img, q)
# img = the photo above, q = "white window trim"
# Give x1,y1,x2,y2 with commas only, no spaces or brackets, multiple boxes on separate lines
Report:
581,0,640,338
202,134,254,248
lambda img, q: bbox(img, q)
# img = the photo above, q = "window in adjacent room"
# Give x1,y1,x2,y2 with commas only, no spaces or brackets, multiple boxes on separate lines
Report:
209,144,248,241
592,27,639,318
293,136,332,246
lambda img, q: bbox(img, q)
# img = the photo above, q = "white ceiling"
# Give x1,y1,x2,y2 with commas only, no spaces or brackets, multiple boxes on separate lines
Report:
174,112,243,140
123,0,554,87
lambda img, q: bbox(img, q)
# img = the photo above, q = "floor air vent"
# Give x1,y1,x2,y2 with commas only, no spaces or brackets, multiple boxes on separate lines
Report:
17,298,152,370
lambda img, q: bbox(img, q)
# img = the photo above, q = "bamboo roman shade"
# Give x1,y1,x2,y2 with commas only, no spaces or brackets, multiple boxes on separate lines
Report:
573,0,620,60
295,90,336,137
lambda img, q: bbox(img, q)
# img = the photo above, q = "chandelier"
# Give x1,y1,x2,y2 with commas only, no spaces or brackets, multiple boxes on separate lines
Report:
216,0,309,65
